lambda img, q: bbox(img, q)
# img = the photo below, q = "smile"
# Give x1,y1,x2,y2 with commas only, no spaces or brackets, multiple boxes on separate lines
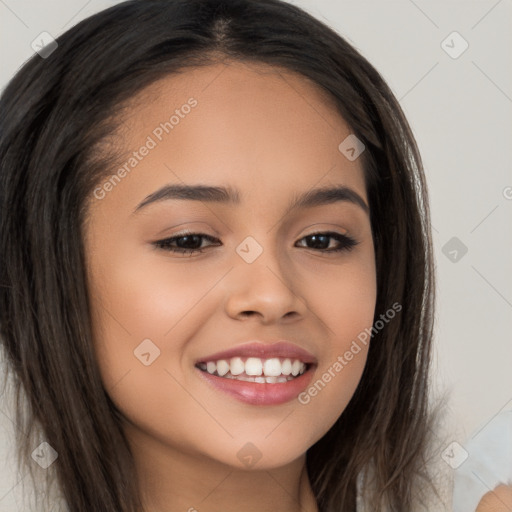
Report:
194,341,316,405
196,357,308,383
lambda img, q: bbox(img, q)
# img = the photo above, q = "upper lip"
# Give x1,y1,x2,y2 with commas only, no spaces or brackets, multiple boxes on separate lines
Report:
196,340,317,364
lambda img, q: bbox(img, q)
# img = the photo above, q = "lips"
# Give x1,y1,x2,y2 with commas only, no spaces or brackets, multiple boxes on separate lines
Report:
195,341,317,405
196,340,317,364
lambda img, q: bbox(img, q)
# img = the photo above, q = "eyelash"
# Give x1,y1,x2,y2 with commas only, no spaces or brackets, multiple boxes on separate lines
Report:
153,230,359,256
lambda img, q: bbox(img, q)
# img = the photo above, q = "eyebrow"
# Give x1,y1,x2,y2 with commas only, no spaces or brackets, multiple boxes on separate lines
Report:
133,183,369,215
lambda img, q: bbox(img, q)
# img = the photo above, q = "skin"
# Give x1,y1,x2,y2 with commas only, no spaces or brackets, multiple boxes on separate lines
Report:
476,485,512,512
84,60,377,512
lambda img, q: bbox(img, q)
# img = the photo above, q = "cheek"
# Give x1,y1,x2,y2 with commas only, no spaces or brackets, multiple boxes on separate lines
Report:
293,254,376,438
86,242,216,399
89,248,214,346
322,268,376,358
87,252,218,445
304,247,377,356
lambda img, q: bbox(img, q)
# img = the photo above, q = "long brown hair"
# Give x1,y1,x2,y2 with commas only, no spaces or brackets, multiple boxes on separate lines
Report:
0,0,436,510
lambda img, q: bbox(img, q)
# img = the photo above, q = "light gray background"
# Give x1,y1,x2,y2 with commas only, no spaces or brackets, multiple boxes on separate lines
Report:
1,0,511,510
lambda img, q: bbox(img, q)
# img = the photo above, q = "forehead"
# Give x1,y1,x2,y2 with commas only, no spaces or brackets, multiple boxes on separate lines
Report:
95,60,367,213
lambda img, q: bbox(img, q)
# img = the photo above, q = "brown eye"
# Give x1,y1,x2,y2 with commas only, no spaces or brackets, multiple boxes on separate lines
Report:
295,232,358,252
154,232,220,255
153,230,358,257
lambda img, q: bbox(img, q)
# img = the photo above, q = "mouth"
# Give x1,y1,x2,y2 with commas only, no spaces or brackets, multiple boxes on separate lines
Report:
194,341,317,405
195,357,310,383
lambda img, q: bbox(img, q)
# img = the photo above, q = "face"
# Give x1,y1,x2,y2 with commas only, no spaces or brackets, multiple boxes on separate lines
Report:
84,61,377,473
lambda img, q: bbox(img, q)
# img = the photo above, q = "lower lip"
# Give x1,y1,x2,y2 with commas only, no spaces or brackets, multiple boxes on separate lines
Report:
196,367,315,405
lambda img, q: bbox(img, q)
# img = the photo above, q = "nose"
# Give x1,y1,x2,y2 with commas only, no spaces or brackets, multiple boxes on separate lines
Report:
223,248,306,325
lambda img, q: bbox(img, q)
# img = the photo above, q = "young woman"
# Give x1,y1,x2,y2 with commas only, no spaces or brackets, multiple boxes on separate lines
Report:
0,0,439,510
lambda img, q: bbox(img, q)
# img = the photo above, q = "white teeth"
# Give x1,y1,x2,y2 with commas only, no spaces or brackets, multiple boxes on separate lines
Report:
245,357,263,376
199,357,308,382
216,360,230,377
263,358,282,377
230,357,244,376
281,359,292,375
